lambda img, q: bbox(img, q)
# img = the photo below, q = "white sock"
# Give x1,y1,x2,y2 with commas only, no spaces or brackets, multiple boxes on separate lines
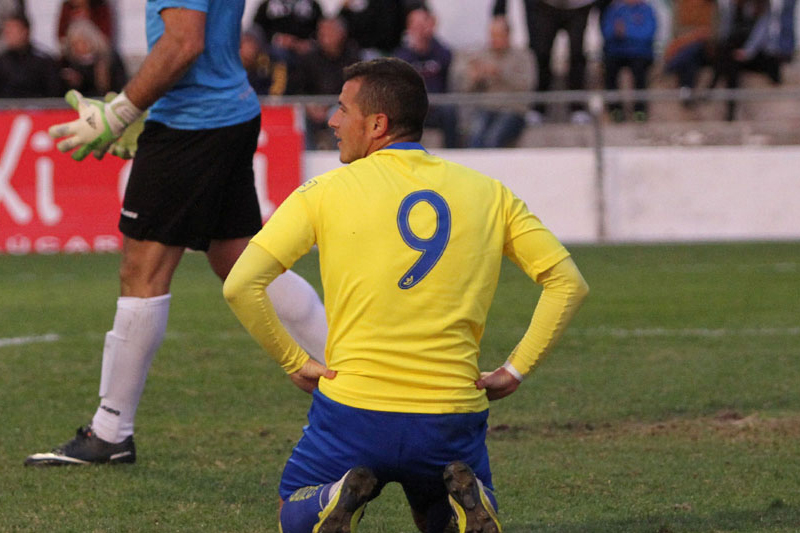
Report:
267,269,328,364
91,294,171,443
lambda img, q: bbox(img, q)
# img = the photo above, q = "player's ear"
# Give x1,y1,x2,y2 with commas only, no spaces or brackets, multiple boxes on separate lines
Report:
369,113,389,139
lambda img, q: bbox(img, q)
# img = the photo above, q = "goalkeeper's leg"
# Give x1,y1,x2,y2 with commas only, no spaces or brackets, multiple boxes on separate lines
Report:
24,294,171,466
90,293,171,443
91,239,183,444
25,240,181,466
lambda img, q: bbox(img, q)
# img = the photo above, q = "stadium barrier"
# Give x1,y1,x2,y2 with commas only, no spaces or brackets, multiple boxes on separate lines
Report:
0,105,302,254
2,90,800,253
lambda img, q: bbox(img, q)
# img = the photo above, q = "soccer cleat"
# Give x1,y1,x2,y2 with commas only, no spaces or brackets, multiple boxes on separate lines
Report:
24,425,136,466
313,466,377,533
443,461,501,533
442,517,460,533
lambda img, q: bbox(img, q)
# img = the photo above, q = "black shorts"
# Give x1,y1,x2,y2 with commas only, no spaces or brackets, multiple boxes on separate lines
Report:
119,114,263,251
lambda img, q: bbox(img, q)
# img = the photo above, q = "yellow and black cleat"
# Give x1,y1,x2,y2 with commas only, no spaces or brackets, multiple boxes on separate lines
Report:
313,466,378,533
444,461,501,533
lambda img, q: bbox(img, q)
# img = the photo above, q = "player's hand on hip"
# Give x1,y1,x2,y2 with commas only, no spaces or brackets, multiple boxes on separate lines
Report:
48,90,143,161
475,366,520,401
289,358,337,394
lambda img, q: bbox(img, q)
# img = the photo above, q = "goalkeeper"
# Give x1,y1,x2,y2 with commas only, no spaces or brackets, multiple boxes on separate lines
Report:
25,0,328,466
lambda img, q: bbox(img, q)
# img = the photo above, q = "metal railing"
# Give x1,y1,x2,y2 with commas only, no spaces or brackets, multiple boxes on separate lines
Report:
4,85,800,113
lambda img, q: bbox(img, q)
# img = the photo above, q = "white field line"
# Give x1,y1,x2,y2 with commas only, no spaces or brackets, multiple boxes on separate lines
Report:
605,262,799,274
572,327,800,338
0,333,60,348
5,328,796,346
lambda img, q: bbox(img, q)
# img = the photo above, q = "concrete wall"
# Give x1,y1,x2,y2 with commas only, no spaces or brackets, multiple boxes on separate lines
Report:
305,147,800,244
602,146,800,242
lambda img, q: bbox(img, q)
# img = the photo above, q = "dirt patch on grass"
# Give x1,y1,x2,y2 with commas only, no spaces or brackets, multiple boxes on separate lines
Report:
635,410,800,441
488,410,800,443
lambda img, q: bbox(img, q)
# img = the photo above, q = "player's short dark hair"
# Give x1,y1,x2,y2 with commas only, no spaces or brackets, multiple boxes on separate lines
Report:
343,57,428,142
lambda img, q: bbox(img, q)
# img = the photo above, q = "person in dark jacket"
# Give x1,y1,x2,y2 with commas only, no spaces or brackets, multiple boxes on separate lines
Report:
240,26,289,96
0,13,63,97
393,6,460,148
493,0,597,124
251,0,322,57
711,0,782,120
294,16,362,149
338,0,421,58
58,19,127,97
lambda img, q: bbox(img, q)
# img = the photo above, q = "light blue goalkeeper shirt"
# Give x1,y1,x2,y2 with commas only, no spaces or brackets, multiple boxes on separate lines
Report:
146,0,261,130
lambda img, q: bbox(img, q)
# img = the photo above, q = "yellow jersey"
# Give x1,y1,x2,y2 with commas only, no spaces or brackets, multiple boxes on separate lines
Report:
251,144,569,413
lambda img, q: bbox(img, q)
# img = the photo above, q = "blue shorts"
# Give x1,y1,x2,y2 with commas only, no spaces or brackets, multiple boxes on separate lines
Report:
279,390,493,514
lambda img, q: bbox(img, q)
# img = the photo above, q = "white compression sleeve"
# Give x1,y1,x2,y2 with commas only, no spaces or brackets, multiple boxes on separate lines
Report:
266,269,328,364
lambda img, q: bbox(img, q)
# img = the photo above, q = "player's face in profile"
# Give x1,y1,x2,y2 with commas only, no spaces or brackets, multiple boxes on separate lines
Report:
328,78,371,164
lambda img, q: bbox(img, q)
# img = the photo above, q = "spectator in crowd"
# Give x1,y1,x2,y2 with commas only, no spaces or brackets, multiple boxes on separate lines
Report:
0,13,62,97
0,0,24,52
251,0,323,94
601,0,657,122
662,0,717,106
0,0,23,18
492,0,597,124
394,6,461,148
0,0,23,23
59,19,126,97
57,0,114,46
251,0,322,58
766,0,797,63
338,0,421,58
240,26,289,95
711,0,782,120
294,16,362,149
452,17,535,147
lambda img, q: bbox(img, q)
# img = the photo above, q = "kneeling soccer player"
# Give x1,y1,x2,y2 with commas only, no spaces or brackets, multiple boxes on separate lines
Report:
223,57,589,532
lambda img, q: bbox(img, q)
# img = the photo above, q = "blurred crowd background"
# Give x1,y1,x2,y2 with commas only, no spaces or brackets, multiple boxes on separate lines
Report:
1,0,798,149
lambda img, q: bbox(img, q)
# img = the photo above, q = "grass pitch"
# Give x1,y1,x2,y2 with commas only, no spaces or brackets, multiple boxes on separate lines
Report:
1,242,799,532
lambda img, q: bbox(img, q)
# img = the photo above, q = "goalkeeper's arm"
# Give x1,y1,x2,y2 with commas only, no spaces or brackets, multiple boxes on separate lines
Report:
49,8,207,160
121,7,206,110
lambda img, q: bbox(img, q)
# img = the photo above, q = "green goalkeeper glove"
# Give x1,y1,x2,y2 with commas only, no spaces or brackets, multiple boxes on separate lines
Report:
95,92,148,160
106,111,146,159
48,90,144,161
